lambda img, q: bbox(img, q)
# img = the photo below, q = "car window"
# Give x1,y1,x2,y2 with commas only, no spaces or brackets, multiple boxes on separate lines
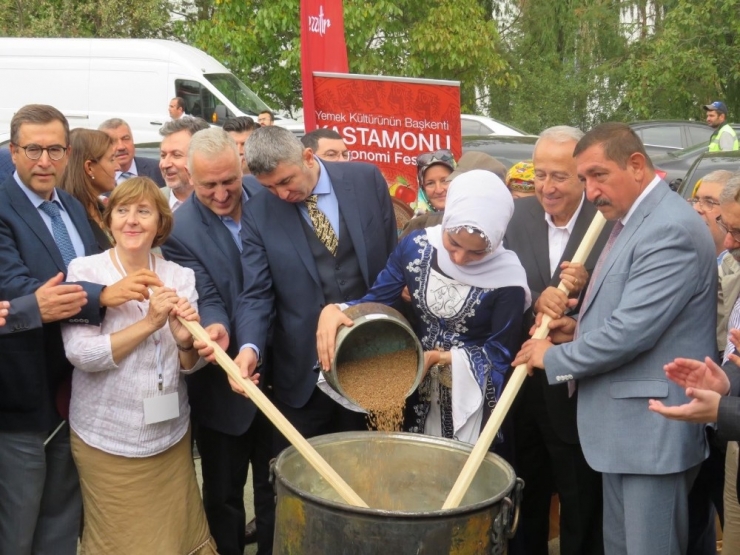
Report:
678,156,740,199
461,119,485,136
640,126,682,149
175,79,226,123
687,126,713,146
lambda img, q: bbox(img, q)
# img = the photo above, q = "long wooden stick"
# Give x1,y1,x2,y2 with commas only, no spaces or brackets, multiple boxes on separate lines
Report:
179,319,369,508
442,211,608,510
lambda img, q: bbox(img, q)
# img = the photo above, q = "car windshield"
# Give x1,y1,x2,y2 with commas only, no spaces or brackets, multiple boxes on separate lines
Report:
204,73,271,116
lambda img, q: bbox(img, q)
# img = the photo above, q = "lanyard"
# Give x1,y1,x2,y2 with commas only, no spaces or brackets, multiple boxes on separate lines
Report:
113,248,165,391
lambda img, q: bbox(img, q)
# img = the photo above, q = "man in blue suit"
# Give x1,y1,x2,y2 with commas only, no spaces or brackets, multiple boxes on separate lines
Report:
231,125,396,449
0,104,162,554
161,128,272,555
99,118,166,187
514,122,716,555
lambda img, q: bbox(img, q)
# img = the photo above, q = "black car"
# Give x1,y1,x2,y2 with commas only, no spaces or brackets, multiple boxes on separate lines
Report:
629,120,714,159
676,151,740,200
651,141,711,190
461,135,538,169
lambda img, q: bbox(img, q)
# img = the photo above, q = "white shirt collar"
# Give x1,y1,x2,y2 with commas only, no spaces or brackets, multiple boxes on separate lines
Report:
544,194,585,233
115,158,138,180
621,175,661,226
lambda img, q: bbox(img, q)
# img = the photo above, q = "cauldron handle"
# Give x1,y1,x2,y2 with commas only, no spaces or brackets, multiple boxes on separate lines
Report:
506,478,524,539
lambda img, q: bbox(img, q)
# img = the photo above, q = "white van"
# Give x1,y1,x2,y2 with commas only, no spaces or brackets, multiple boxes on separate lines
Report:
0,38,303,143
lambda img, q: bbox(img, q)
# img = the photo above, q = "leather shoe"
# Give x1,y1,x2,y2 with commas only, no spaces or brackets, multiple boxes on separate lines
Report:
245,517,257,545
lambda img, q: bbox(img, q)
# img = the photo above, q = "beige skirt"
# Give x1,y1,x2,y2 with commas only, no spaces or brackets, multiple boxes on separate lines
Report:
71,427,218,555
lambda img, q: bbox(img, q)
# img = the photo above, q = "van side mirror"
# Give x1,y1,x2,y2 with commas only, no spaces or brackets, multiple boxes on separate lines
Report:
213,105,227,124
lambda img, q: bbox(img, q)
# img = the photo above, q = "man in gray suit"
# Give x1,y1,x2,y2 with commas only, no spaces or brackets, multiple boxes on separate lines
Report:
505,125,607,555
514,122,716,554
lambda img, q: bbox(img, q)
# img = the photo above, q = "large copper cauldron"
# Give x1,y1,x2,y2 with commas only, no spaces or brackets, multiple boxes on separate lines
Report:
272,432,523,555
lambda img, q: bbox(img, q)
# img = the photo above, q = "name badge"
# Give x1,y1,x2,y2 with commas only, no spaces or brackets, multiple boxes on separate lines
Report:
143,392,179,425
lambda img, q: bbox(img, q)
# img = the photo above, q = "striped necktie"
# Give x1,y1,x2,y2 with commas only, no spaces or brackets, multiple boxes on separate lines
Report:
304,194,338,256
38,200,77,268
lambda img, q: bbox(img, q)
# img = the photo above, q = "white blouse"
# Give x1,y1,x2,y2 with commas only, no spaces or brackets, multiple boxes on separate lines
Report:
62,250,205,457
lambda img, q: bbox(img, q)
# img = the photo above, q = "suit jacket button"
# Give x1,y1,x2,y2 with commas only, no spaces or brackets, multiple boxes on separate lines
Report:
335,264,341,271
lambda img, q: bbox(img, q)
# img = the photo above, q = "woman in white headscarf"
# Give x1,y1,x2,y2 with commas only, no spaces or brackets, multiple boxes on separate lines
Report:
317,170,530,445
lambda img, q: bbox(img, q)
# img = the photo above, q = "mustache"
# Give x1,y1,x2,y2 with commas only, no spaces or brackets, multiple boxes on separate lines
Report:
594,198,612,207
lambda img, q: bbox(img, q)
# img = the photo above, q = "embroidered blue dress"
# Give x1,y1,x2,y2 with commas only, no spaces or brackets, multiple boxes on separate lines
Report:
348,230,525,443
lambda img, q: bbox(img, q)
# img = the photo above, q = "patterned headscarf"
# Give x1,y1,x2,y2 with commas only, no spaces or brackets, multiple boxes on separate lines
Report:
415,149,456,214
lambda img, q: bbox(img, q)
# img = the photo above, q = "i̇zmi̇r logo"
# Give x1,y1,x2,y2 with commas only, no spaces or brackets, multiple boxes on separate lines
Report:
308,5,331,36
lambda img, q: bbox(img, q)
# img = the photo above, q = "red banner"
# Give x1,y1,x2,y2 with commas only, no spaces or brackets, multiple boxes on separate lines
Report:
300,0,349,133
312,73,462,205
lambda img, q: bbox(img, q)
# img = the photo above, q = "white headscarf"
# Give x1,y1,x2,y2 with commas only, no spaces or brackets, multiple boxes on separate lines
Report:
426,170,531,309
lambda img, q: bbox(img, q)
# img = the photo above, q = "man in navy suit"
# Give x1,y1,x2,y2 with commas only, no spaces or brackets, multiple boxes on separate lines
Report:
231,125,396,450
99,118,166,187
162,128,272,555
0,105,162,554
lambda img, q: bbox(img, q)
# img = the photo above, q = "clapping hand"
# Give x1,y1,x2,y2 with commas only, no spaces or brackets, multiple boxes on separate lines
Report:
647,356,731,424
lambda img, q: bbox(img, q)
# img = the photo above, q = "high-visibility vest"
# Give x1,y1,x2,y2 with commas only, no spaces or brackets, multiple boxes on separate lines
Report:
709,123,739,151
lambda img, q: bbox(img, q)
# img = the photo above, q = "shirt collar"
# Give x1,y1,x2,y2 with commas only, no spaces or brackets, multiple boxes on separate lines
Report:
13,171,65,210
115,158,138,179
544,194,585,233
219,190,249,224
621,175,661,226
312,158,332,196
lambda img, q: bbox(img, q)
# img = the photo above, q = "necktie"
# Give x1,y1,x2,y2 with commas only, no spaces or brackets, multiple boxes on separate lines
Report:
38,201,77,268
569,220,624,396
119,171,135,183
304,194,338,256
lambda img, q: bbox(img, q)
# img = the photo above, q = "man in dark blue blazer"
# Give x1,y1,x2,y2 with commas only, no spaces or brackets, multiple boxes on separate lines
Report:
161,128,272,555
99,118,166,187
232,126,396,449
0,105,163,555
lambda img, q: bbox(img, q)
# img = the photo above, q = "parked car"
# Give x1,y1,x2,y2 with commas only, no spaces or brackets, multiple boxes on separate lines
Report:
676,150,740,200
629,120,716,159
462,135,538,169
461,115,528,137
651,141,711,190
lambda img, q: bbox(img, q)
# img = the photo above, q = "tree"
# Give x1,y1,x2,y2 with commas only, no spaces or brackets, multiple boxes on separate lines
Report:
622,0,740,121
185,0,513,116
0,0,171,38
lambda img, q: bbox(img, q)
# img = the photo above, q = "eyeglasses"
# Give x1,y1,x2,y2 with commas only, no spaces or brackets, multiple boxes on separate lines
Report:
716,215,740,242
321,150,351,161
688,197,720,211
417,149,455,168
12,143,68,161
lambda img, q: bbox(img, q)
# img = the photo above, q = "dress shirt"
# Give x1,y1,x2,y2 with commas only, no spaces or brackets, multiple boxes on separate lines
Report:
620,175,661,226
544,194,585,276
115,158,139,185
14,171,85,260
297,158,340,240
62,251,206,457
218,191,248,252
168,189,186,213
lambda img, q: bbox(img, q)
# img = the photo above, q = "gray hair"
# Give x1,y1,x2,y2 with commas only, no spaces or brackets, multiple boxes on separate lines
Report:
702,170,734,187
719,173,740,205
159,115,210,138
245,126,304,176
187,127,240,174
536,125,584,150
98,118,130,132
